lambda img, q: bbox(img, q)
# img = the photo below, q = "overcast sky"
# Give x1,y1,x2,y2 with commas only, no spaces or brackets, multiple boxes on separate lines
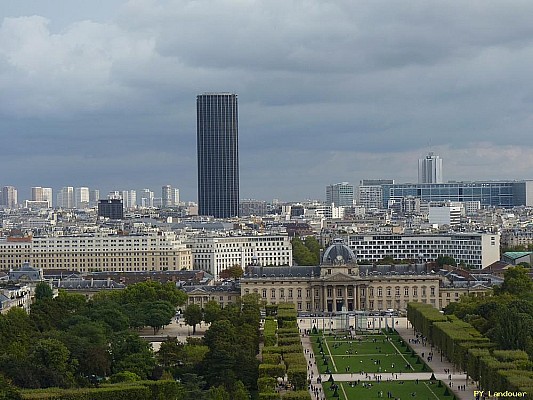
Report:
2,0,533,202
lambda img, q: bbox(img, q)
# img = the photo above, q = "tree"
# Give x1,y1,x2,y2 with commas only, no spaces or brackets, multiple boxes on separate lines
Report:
184,304,203,335
231,380,249,400
0,375,22,400
34,282,53,301
207,385,230,400
219,264,244,280
29,338,76,388
203,300,223,324
436,255,456,267
143,301,175,334
157,338,186,370
499,266,533,296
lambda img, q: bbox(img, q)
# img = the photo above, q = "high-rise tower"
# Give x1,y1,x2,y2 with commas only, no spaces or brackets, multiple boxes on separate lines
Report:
326,182,354,207
197,93,239,218
418,152,443,184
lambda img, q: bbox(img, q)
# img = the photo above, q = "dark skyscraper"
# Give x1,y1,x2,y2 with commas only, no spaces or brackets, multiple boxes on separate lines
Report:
197,93,239,218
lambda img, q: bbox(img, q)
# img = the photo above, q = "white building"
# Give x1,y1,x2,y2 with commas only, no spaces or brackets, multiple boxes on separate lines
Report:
75,187,90,209
188,234,293,279
428,202,463,226
140,189,154,208
57,187,74,209
122,190,137,209
418,152,443,184
347,232,500,269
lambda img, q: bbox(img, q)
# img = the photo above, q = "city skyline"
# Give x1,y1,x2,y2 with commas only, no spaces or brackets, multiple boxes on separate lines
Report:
2,2,533,201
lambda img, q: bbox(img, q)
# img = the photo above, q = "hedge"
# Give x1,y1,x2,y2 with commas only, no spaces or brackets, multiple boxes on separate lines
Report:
257,377,278,393
21,381,182,400
262,353,282,364
259,393,281,400
259,364,286,378
281,391,312,399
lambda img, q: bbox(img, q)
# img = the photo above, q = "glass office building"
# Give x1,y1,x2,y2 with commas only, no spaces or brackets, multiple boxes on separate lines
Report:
197,93,239,218
381,181,533,209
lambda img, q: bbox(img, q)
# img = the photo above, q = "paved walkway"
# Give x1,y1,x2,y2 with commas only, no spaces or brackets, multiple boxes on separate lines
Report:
298,317,476,400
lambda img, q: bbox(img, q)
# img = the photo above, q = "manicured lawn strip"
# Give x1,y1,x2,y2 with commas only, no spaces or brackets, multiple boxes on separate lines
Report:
312,333,430,374
323,380,450,400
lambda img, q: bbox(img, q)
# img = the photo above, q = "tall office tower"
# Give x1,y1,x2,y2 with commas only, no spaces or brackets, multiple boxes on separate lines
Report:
197,93,239,218
32,187,53,207
42,188,53,208
162,185,172,207
1,186,17,208
89,189,100,208
122,190,137,209
418,152,443,184
75,187,90,208
326,182,354,207
31,187,43,201
57,187,74,208
172,188,180,205
140,189,154,208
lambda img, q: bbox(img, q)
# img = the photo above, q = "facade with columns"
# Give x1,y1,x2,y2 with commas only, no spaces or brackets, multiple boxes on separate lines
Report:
240,239,489,313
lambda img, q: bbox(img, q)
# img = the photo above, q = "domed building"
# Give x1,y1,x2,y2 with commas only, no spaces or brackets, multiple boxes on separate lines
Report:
240,238,486,313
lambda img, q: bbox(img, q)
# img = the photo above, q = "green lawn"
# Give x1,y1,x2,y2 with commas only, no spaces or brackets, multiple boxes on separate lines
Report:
312,331,431,374
323,380,453,400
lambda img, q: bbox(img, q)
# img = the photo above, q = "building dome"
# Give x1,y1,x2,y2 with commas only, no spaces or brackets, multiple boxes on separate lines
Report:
322,239,357,265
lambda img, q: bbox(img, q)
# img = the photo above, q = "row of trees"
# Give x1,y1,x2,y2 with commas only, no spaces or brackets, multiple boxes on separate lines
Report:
408,267,533,394
445,266,533,356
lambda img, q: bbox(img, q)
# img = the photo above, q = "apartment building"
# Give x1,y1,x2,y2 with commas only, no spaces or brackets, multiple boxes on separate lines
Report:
346,233,500,269
188,234,292,279
0,232,192,272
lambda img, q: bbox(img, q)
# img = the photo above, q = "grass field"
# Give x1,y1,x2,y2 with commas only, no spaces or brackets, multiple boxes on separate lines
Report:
311,331,431,374
323,380,453,400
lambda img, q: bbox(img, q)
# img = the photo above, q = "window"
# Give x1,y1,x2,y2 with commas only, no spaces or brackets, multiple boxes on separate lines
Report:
430,287,435,296
288,289,293,298
327,288,333,297
413,287,418,296
297,289,302,298
271,289,276,298
395,287,400,296
377,287,383,297
337,288,342,297
404,287,409,296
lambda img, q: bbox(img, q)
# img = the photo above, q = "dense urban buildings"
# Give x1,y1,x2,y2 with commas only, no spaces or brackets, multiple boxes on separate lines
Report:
239,239,490,313
418,152,443,184
196,93,240,218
